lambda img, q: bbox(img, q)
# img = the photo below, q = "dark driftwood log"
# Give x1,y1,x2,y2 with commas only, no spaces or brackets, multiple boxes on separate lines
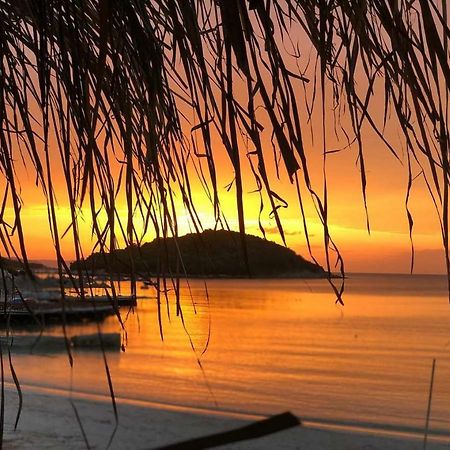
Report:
155,411,301,450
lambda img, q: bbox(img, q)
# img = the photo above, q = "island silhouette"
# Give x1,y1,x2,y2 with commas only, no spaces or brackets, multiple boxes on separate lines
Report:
71,229,326,278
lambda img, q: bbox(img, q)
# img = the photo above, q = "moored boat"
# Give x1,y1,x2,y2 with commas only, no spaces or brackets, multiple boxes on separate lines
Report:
0,297,117,323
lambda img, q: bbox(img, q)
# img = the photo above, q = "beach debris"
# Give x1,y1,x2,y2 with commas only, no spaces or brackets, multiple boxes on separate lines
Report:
423,358,437,450
155,411,301,449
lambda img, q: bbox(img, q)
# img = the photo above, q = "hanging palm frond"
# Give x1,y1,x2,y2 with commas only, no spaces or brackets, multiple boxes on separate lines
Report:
0,0,447,304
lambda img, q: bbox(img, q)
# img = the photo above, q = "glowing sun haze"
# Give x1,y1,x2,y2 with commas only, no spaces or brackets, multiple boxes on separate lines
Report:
3,6,446,276
12,101,444,275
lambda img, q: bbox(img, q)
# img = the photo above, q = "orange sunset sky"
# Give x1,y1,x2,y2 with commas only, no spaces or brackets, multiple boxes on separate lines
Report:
8,95,445,275
2,24,446,275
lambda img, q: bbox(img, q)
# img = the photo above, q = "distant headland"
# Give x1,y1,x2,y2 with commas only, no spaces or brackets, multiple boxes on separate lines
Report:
0,257,47,273
71,229,326,278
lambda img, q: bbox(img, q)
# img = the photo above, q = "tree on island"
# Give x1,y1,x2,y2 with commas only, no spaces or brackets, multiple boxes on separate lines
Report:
71,229,326,277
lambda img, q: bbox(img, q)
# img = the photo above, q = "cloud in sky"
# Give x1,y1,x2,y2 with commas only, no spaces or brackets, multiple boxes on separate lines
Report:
263,226,303,236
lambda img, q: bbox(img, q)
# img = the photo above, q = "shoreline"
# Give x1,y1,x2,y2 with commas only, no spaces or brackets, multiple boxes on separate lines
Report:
3,383,450,449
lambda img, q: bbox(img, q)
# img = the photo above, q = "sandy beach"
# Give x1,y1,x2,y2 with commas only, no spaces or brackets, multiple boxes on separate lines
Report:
1,383,447,450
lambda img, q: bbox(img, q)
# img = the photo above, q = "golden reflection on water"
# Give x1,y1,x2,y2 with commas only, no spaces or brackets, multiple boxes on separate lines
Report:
4,274,450,434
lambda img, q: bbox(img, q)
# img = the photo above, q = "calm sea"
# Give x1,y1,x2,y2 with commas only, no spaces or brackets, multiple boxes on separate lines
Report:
5,274,450,438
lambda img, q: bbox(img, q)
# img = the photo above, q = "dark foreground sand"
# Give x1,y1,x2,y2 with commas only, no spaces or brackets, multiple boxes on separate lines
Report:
2,383,449,449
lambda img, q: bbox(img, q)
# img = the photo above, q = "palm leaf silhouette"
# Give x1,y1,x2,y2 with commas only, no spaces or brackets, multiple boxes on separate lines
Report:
0,0,448,446
0,0,448,299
